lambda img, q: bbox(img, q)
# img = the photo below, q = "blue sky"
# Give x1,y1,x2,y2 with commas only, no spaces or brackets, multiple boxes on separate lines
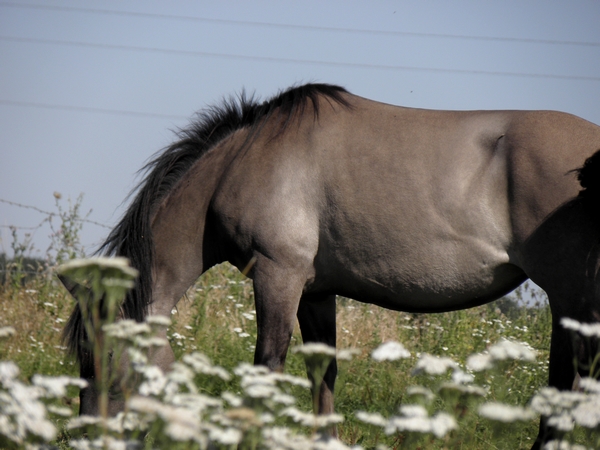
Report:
1,0,599,260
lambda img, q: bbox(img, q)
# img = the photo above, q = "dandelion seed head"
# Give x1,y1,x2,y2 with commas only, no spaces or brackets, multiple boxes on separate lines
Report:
371,341,411,361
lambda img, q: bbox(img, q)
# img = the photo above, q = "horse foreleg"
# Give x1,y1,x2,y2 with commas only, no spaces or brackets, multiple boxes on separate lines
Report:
297,293,337,417
532,316,576,450
251,257,305,372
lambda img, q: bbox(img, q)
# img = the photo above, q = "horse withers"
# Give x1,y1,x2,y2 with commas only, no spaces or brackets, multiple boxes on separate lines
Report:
61,84,600,447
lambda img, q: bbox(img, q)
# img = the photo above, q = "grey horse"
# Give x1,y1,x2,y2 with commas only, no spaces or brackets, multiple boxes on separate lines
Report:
62,83,600,448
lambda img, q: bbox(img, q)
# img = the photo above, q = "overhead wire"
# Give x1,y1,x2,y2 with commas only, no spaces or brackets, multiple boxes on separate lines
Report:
1,1,599,48
1,35,599,82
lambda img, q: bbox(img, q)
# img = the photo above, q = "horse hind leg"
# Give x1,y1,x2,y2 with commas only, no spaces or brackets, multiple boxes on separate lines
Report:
296,293,338,417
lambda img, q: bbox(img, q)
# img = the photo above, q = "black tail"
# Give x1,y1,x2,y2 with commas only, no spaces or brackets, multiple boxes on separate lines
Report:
576,149,600,224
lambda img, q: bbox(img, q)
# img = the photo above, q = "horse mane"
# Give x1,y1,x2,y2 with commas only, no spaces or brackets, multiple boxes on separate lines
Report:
62,83,351,363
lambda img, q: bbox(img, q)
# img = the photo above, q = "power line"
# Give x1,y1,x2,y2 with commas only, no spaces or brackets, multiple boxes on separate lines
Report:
2,35,599,82
0,98,189,120
1,2,599,48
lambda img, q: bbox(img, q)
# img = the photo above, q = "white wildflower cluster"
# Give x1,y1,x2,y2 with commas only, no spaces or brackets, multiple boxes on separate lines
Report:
478,402,535,423
384,404,457,438
412,353,457,376
561,317,600,338
0,326,16,339
530,383,600,432
0,361,57,446
466,338,536,372
371,341,411,362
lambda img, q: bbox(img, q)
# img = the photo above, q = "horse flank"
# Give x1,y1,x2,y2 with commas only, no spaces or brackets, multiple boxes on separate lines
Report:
62,83,351,364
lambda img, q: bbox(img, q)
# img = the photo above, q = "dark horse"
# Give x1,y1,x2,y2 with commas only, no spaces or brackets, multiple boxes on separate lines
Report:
63,83,600,448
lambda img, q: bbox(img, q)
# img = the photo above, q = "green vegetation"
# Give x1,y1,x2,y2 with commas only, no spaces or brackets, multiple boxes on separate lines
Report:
1,197,599,449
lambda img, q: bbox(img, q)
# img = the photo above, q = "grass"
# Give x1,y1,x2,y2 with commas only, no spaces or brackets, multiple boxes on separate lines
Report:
5,260,593,449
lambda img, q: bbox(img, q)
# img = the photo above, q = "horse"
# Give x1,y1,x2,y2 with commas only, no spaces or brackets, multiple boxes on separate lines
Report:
61,83,600,448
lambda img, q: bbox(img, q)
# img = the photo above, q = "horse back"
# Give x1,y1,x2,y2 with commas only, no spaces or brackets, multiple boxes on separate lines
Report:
209,93,600,310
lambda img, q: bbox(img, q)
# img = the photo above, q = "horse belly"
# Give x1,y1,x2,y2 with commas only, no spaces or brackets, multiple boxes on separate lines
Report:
322,234,525,312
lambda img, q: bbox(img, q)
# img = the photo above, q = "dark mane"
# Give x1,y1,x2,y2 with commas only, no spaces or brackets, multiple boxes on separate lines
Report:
63,83,350,362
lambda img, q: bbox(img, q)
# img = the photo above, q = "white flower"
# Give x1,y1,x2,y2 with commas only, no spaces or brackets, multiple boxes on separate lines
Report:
406,386,435,402
571,399,600,428
478,402,535,422
292,343,337,358
530,387,588,416
182,352,231,381
561,317,600,338
430,412,458,438
137,366,167,396
0,361,20,384
0,326,15,338
412,354,457,375
451,369,475,385
145,314,172,327
547,413,574,431
58,256,138,278
103,320,151,340
281,406,344,428
47,405,73,417
67,415,104,430
244,383,281,399
371,341,411,361
544,440,592,450
385,405,456,438
234,363,269,378
466,353,493,372
209,426,243,445
355,411,387,427
488,338,536,362
578,377,600,393
337,348,360,361
32,375,87,397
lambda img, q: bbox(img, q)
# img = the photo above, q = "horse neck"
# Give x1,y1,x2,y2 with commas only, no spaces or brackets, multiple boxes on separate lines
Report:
148,143,235,314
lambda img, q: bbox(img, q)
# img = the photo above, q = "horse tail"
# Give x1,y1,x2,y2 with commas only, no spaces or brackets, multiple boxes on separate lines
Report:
576,149,600,224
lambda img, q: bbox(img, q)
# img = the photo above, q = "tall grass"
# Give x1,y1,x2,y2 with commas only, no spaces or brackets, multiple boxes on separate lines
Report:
1,198,599,449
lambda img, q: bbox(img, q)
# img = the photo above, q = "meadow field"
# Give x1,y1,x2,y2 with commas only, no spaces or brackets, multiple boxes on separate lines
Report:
1,201,599,449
